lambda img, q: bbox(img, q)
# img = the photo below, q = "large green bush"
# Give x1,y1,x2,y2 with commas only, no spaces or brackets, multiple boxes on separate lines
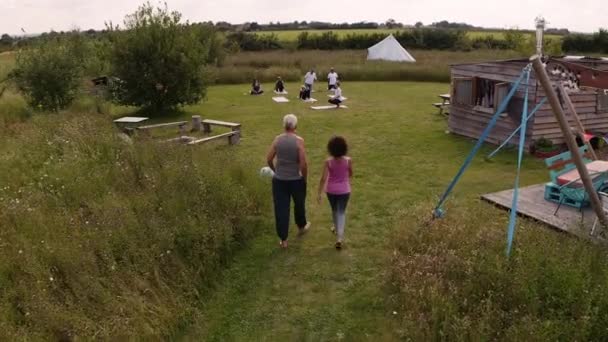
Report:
0,112,268,339
11,38,85,112
109,3,214,113
563,29,608,53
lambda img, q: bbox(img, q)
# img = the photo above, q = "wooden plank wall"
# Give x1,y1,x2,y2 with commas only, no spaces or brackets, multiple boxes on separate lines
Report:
449,60,608,149
449,61,536,149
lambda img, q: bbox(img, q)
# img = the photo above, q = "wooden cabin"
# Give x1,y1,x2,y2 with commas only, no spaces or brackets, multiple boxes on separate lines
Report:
448,57,608,150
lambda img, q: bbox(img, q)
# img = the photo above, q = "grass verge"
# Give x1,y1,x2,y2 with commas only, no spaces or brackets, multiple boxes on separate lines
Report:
389,201,608,340
0,110,269,339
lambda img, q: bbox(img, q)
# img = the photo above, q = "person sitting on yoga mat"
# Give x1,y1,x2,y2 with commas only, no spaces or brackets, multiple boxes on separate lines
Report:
328,82,344,107
275,77,285,93
299,85,311,100
251,79,264,95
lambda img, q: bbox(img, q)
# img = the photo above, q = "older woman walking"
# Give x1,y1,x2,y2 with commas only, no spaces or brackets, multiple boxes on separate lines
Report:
266,114,311,248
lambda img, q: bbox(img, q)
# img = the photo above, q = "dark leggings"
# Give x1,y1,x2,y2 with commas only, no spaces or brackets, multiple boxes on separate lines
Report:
327,193,350,241
329,98,342,106
272,178,308,241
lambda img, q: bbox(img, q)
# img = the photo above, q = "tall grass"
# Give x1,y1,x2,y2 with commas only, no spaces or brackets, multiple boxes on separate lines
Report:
390,202,608,340
0,110,269,339
212,49,524,84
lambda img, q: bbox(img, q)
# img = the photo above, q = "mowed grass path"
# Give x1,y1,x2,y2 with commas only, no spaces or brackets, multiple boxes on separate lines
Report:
175,82,548,340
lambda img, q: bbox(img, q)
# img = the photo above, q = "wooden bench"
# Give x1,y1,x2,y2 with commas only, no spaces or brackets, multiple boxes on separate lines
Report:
137,121,188,135
188,131,240,146
433,93,451,115
202,119,241,134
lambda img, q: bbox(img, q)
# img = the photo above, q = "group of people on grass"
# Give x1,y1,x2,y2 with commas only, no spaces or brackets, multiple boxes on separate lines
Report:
250,68,346,108
266,114,352,249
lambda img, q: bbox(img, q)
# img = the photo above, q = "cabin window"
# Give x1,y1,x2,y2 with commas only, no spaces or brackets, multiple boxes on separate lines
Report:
453,77,474,105
493,82,510,112
598,90,608,112
473,78,511,113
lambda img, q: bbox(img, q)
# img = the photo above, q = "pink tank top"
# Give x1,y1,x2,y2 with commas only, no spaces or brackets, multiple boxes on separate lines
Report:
326,158,351,195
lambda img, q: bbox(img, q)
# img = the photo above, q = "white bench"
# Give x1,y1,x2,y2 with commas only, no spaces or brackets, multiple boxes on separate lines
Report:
202,119,242,134
137,121,188,135
188,131,240,146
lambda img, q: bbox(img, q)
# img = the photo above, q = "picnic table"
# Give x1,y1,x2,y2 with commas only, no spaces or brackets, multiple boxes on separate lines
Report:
113,117,149,134
432,94,451,115
113,116,149,128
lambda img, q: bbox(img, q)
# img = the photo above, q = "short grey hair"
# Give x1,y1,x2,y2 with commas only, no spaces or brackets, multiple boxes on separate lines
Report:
283,114,298,130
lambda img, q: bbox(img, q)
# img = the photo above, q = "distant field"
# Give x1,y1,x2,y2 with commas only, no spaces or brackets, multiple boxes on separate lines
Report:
256,29,562,43
0,48,525,85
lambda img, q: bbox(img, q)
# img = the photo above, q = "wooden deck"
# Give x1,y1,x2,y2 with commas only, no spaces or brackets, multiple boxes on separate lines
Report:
481,183,597,240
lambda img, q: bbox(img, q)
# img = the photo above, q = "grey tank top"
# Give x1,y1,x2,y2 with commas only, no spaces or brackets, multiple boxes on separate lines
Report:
275,134,302,180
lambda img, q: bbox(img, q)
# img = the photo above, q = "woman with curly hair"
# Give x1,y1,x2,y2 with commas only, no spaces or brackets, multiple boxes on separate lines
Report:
317,136,352,249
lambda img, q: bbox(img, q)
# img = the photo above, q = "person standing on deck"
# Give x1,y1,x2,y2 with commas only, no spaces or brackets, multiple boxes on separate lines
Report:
266,114,311,248
304,69,317,92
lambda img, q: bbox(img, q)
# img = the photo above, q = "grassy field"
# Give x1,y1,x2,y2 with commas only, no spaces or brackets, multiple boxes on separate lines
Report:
0,48,526,85
256,28,562,43
153,81,608,340
4,75,608,339
214,49,523,84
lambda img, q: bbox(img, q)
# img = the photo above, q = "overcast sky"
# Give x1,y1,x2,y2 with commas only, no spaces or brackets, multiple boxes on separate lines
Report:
0,0,604,35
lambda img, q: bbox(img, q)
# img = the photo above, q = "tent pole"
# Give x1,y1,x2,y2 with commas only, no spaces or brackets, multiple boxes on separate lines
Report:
558,84,598,160
530,55,608,230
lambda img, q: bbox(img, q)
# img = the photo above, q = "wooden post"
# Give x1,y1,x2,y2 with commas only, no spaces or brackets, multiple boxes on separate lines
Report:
203,122,212,134
229,131,241,145
531,56,608,229
558,84,598,160
191,115,202,132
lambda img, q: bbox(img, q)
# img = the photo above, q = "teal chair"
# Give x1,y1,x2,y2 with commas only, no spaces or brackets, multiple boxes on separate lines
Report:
544,145,600,209
553,171,608,216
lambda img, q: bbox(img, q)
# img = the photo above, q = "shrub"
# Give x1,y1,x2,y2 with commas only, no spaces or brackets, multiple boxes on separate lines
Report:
0,112,268,339
108,3,212,113
562,29,608,54
295,29,467,51
11,38,84,111
226,32,282,51
471,34,512,50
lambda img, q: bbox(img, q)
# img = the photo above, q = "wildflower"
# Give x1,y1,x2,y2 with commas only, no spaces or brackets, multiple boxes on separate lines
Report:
49,277,54,282
18,249,23,254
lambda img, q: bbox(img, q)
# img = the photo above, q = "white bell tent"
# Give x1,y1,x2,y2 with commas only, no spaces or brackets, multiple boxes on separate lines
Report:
367,35,416,63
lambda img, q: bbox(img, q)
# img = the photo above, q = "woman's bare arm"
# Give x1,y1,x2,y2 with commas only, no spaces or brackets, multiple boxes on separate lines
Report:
266,138,277,172
317,160,329,202
297,138,308,181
